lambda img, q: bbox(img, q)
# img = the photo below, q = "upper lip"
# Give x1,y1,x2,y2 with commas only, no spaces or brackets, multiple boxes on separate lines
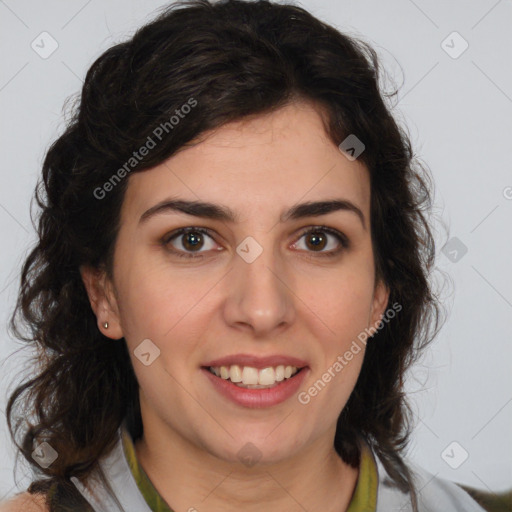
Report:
202,353,309,370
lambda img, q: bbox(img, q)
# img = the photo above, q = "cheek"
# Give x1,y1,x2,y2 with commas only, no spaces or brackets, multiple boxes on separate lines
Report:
298,267,376,340
299,345,365,430
115,257,209,344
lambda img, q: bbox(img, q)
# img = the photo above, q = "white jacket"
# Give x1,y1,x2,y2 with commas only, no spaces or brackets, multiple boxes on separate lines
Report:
374,455,486,511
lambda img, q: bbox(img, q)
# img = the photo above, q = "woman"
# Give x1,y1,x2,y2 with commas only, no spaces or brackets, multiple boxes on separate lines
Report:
1,1,487,511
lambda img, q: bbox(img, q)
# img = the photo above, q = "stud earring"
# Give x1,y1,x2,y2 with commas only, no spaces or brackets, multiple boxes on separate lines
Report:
103,321,109,329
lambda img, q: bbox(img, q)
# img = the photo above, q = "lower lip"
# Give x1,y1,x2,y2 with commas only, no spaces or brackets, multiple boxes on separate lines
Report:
202,367,309,408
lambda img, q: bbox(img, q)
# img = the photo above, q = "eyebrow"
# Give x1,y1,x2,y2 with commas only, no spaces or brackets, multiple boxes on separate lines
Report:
139,198,366,230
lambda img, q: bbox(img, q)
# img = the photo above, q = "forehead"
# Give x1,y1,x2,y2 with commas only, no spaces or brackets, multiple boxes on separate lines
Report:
122,102,370,224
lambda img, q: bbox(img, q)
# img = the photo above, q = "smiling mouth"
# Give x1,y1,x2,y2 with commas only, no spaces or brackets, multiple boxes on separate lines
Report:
203,364,305,389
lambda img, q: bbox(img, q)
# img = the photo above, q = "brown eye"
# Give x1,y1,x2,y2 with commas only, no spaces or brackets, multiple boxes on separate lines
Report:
162,227,219,259
293,226,349,257
181,231,205,251
304,231,328,251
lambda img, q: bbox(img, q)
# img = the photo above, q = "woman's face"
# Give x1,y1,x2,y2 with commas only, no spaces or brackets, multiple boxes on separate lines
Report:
86,101,389,465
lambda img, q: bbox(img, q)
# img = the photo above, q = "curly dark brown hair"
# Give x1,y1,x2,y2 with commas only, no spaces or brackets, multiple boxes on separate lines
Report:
6,1,446,510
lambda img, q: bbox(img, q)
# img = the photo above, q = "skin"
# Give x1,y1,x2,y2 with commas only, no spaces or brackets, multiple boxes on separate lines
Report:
80,100,389,512
0,494,47,512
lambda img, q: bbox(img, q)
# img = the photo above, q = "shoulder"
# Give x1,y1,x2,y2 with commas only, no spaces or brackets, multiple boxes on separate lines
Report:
411,469,488,512
374,455,487,512
0,492,48,512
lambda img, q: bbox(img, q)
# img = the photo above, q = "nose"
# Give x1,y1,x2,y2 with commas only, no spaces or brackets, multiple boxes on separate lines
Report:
222,242,296,337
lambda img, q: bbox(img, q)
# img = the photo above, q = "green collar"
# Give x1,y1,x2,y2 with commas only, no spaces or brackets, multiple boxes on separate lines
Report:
121,429,378,512
346,438,379,512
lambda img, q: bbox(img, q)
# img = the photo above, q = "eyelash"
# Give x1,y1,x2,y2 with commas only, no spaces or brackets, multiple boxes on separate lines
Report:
161,226,350,260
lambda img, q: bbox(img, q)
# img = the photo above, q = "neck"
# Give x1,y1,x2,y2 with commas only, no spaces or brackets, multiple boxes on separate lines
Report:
134,416,359,512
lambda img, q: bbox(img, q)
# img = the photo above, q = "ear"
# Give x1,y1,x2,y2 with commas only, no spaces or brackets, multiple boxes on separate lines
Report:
369,279,390,331
80,264,124,340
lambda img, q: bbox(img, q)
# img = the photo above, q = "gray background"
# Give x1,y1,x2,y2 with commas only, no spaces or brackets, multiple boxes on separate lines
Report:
1,0,511,501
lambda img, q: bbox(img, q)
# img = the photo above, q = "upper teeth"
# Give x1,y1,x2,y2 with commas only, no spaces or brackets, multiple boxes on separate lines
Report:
210,365,299,385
